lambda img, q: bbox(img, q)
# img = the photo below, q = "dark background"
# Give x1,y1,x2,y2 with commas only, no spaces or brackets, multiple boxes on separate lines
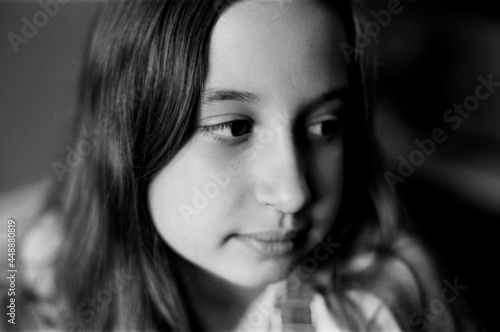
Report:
369,2,499,331
1,1,498,330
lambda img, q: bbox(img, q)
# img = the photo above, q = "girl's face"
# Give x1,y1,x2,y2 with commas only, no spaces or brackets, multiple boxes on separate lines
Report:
148,0,348,288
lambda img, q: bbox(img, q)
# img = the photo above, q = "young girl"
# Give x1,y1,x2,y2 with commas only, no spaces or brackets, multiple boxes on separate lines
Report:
8,0,479,331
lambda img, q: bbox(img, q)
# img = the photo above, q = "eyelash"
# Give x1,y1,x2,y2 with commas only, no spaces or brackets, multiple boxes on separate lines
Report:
305,118,342,139
199,120,253,144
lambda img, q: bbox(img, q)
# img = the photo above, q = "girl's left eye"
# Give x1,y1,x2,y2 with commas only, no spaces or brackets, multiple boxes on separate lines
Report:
306,118,341,138
199,119,253,143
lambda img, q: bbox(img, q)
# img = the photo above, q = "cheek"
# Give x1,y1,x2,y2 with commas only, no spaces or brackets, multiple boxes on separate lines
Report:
148,165,200,258
309,142,344,197
147,142,246,261
307,143,344,234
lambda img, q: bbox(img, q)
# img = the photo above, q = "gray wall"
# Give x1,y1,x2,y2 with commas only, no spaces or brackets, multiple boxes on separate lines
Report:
1,1,99,194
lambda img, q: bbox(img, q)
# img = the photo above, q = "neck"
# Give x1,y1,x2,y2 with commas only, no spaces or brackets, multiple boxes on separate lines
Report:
174,256,266,331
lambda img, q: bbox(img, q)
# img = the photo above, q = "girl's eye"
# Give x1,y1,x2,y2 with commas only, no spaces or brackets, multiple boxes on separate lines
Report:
306,119,341,138
199,119,253,143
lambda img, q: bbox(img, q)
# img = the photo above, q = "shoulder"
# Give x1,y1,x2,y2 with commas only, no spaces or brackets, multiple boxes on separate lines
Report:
0,179,65,330
311,290,402,332
236,280,403,332
21,209,62,298
0,179,61,294
0,178,63,298
348,290,401,331
20,213,70,331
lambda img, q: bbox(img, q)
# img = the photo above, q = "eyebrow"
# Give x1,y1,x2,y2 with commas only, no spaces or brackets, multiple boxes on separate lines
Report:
304,87,348,111
200,86,348,108
201,89,259,105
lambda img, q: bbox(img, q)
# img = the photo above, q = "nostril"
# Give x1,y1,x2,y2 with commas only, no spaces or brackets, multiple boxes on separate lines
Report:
255,177,311,214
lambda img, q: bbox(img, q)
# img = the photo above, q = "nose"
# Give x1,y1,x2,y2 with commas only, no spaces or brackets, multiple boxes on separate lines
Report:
253,128,311,214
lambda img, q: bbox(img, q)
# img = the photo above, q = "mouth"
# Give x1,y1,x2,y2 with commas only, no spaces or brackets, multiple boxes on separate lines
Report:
235,229,308,256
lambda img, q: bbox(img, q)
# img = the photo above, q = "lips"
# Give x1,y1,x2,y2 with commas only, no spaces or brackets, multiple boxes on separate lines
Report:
235,229,307,256
239,229,300,241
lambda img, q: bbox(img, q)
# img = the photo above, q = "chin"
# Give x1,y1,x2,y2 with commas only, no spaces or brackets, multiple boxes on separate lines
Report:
220,259,296,289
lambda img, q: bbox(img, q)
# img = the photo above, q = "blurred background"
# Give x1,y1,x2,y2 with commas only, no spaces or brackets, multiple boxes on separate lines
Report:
1,0,498,330
367,1,499,330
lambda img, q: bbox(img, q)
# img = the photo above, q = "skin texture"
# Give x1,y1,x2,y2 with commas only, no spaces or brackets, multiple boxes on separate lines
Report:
148,0,348,291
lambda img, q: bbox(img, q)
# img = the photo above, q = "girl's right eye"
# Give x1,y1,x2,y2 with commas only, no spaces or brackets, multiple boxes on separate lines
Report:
199,119,253,144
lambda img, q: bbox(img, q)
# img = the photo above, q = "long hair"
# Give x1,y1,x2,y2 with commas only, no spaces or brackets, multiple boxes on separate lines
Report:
16,0,478,331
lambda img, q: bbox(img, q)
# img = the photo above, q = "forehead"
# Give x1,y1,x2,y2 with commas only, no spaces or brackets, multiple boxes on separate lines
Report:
207,0,349,102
